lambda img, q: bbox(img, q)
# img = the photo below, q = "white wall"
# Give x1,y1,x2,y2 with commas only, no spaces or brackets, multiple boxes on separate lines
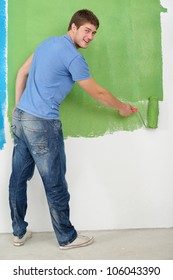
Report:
0,0,173,233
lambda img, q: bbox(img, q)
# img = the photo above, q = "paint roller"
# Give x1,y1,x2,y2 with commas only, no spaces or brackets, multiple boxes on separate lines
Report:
132,97,159,128
147,97,159,128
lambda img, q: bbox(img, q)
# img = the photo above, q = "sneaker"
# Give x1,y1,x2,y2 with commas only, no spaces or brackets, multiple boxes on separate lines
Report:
59,234,94,250
13,231,32,246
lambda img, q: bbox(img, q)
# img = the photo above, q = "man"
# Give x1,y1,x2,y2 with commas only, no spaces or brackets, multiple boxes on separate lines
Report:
9,9,135,250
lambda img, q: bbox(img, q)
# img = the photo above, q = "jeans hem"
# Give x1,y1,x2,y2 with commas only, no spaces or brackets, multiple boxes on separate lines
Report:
59,232,78,247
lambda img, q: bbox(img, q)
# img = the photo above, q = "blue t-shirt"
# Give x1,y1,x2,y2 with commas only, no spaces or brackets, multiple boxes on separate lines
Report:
17,35,91,119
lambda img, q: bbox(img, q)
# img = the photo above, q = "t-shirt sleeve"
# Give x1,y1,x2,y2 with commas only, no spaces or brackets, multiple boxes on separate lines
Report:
68,55,91,81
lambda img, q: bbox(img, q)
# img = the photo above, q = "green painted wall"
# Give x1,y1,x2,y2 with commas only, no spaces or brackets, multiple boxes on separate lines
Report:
8,0,166,136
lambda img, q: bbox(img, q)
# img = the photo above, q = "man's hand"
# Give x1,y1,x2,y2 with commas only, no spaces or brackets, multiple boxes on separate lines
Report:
118,103,137,117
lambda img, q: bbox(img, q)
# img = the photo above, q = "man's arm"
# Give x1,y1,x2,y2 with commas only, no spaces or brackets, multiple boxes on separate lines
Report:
14,54,34,108
78,77,134,116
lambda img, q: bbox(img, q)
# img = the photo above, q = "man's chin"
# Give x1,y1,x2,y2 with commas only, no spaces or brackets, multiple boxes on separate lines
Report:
82,42,89,49
76,42,89,49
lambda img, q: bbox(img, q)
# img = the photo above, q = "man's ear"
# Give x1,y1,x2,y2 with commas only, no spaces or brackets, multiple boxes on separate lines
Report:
71,23,77,32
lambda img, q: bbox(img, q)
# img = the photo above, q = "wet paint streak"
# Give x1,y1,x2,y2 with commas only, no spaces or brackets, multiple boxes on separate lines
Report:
0,0,6,149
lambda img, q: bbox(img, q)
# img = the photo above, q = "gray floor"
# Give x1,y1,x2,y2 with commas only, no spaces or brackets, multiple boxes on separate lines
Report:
0,228,173,260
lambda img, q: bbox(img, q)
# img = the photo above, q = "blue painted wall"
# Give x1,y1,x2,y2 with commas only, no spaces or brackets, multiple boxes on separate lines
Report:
0,0,6,149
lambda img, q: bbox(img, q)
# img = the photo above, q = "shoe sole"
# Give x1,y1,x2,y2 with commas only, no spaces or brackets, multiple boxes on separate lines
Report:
13,233,32,246
59,236,94,250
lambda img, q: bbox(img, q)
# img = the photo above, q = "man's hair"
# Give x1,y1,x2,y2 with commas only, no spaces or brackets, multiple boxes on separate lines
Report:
68,9,99,31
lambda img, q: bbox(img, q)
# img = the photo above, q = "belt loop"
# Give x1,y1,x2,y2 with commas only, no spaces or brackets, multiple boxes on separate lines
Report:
18,109,23,120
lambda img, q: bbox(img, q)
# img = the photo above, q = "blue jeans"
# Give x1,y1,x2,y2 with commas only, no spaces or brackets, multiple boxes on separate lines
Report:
9,108,77,246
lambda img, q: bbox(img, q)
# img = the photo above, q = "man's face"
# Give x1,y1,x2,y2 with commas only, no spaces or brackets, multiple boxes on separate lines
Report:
72,23,97,48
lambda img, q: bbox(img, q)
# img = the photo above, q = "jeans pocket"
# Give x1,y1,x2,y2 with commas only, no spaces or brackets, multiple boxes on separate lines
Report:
23,121,48,156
